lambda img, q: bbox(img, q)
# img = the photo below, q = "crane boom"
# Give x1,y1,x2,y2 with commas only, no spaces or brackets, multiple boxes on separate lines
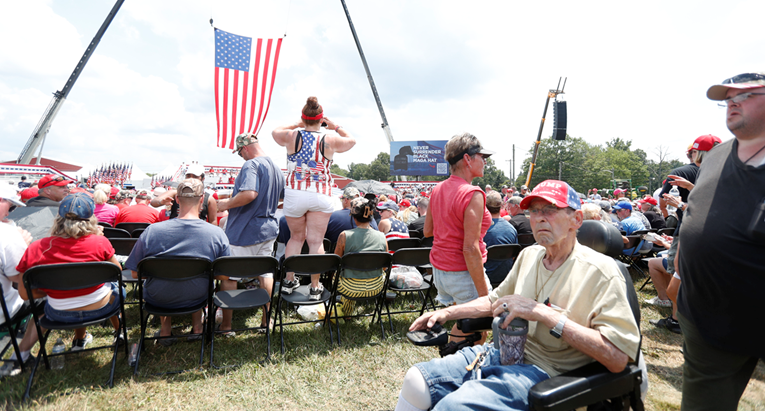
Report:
17,0,125,165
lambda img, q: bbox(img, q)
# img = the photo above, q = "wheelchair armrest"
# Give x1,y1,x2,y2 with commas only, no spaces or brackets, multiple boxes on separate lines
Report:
456,317,493,333
528,361,642,411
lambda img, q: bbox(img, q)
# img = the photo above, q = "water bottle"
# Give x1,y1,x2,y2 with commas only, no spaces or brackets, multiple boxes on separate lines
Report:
50,338,66,370
666,186,680,213
127,343,139,367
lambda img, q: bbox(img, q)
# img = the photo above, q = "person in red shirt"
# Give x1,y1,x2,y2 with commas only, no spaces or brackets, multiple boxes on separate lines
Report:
17,193,123,350
114,190,159,225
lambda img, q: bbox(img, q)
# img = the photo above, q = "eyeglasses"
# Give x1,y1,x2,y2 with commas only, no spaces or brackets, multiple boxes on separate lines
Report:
717,92,765,107
528,204,564,217
237,146,245,157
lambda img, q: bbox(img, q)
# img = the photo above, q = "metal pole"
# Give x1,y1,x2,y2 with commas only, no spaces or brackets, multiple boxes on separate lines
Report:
525,92,553,187
512,144,515,182
340,0,393,144
558,161,562,181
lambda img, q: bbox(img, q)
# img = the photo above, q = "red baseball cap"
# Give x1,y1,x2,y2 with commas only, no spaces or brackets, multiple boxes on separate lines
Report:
692,134,722,152
399,199,411,208
110,186,120,199
20,187,38,202
638,197,657,206
519,180,581,210
38,174,74,188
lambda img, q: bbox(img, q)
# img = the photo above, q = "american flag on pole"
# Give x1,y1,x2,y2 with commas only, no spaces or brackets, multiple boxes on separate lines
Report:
214,28,283,150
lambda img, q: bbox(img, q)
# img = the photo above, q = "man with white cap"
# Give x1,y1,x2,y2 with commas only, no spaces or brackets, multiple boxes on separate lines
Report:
674,73,765,411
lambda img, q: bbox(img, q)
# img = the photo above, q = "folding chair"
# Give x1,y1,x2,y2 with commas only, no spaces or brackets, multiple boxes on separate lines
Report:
130,228,146,238
485,244,522,288
133,257,213,375
382,247,435,329
273,254,341,354
387,238,421,252
0,283,43,376
103,227,131,239
517,233,536,249
408,230,423,239
108,238,140,302
97,221,113,228
657,228,675,236
327,252,392,344
209,256,278,367
620,236,647,279
22,262,127,400
115,222,150,235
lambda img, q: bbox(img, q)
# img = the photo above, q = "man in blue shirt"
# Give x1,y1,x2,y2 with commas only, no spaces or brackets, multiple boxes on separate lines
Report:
483,192,517,286
612,202,647,255
217,133,285,332
324,186,378,245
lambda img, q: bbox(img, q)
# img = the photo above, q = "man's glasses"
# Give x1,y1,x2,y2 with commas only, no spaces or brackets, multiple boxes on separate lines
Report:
237,146,246,157
718,92,765,107
1,198,17,213
528,205,563,217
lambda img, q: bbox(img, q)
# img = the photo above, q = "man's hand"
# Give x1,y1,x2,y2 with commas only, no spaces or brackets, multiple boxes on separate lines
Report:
662,193,682,209
667,174,695,191
492,294,548,328
410,310,449,332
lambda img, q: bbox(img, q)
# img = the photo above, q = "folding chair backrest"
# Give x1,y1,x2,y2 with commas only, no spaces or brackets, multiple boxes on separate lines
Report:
341,252,391,275
98,221,113,228
109,238,138,256
137,257,211,281
624,236,642,250
116,222,151,234
391,247,431,267
657,228,675,236
517,233,536,248
408,230,423,239
24,262,121,291
103,227,131,239
486,244,521,261
633,229,650,236
282,254,341,277
388,238,420,252
131,228,146,238
299,238,333,254
213,256,279,281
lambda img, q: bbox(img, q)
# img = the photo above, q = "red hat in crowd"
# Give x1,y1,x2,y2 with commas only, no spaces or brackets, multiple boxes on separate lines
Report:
110,186,120,199
519,180,581,210
38,174,74,188
638,197,657,206
692,134,722,152
399,199,411,208
68,187,92,197
20,187,38,202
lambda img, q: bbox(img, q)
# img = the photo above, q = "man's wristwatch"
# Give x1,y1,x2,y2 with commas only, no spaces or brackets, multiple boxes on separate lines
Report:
550,314,567,338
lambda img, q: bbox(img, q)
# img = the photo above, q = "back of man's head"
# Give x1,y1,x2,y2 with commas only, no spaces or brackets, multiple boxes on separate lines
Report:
486,192,503,215
417,197,429,214
506,196,522,215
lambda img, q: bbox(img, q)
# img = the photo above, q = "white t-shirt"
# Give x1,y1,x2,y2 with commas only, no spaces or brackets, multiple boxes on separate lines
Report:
0,223,26,323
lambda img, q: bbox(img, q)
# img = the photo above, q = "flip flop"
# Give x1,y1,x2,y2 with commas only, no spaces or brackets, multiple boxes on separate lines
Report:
154,331,178,347
215,323,236,338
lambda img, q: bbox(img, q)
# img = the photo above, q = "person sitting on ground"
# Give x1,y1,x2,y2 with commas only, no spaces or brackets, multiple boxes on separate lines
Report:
93,184,119,226
333,198,389,316
114,190,160,226
378,201,410,241
483,191,518,286
26,174,73,207
150,164,218,225
125,179,230,343
16,193,123,351
503,196,532,235
395,180,640,411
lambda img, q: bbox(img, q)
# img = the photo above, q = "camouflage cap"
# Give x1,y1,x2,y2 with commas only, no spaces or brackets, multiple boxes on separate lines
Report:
233,133,258,153
177,178,204,197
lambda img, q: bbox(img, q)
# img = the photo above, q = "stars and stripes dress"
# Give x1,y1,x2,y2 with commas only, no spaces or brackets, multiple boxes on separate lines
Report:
285,130,333,196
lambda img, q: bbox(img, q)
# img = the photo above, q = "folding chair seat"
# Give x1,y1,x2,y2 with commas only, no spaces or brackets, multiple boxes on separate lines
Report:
485,244,522,288
382,247,435,330
517,233,537,249
22,262,128,400
387,238,421,252
0,283,44,377
115,222,150,235
133,257,212,375
273,254,341,354
103,227,131,239
327,252,392,344
209,256,278,367
97,221,113,228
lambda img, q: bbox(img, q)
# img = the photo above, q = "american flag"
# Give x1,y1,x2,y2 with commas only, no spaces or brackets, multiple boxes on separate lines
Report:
214,28,283,150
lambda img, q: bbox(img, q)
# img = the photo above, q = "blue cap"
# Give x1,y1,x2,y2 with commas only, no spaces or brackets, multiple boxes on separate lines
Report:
377,200,399,213
612,201,632,212
59,193,95,220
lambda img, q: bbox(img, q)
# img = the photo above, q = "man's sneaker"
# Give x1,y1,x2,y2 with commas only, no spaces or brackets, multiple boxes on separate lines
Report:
71,333,94,351
309,285,324,301
645,296,672,308
650,315,682,334
281,279,300,295
0,356,33,377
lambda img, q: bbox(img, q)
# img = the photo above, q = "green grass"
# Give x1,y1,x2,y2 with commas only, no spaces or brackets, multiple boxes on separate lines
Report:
1,275,763,410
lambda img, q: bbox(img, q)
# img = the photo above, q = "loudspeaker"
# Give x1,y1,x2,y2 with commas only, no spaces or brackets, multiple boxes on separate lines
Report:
553,101,567,140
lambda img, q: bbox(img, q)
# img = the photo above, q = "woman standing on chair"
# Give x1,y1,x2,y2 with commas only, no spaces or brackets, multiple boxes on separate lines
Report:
17,193,123,350
272,97,356,301
333,198,389,316
425,132,494,353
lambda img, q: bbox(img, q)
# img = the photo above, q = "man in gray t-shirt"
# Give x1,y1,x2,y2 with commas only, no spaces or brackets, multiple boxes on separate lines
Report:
126,179,230,340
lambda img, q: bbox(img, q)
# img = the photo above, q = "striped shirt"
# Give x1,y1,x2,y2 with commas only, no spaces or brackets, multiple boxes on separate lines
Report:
285,130,333,195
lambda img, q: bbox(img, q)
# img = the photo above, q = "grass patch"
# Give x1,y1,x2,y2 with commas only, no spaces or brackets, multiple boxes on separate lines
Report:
1,274,763,410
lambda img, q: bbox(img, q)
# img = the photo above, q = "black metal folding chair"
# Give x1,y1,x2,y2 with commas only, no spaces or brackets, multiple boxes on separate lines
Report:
133,257,213,375
97,221,113,228
517,233,537,249
273,254,341,354
327,252,392,344
0,283,43,377
130,228,146,238
103,227,131,239
383,248,435,324
387,238,421,252
115,222,150,235
408,230,423,239
22,262,127,400
209,256,278,367
486,244,522,288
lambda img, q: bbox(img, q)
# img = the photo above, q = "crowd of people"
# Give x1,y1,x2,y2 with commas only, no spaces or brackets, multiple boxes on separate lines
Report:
1,74,764,411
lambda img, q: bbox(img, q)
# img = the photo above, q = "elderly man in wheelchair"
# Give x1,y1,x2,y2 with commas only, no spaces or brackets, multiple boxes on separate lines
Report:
397,180,643,411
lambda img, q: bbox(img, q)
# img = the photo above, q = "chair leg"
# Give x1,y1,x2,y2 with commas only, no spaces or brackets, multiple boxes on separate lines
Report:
639,276,653,291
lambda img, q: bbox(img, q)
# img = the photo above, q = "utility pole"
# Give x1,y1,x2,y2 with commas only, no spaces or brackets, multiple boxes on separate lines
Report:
559,161,563,180
512,144,516,182
505,160,512,183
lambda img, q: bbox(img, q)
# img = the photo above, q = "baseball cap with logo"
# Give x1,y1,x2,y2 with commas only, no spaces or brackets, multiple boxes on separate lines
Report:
186,164,206,177
638,197,658,206
233,133,258,153
612,202,633,212
707,72,765,101
177,178,204,197
519,180,581,210
377,200,399,213
486,191,503,210
39,174,74,188
136,190,151,199
342,187,360,199
59,193,95,220
691,134,722,152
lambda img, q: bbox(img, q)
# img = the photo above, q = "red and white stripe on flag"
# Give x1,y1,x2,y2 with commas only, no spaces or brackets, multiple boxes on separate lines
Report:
214,28,283,150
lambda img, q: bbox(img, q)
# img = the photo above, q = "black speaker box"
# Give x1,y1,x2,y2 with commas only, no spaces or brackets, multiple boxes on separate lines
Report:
553,101,567,140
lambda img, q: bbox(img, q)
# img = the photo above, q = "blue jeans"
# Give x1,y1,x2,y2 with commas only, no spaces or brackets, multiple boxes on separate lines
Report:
415,345,549,410
432,267,492,306
44,283,123,323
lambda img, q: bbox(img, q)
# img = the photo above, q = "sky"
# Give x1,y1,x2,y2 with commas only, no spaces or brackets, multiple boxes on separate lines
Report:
2,0,764,180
